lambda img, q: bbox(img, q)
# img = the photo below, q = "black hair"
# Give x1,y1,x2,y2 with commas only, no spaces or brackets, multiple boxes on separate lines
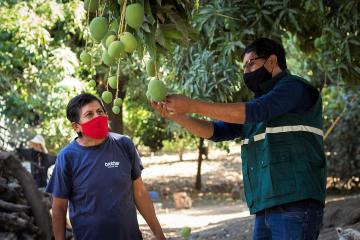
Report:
243,38,287,70
66,93,106,137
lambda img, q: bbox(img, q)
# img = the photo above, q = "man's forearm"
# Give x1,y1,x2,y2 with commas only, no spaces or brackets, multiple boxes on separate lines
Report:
189,100,246,124
52,208,67,240
134,192,165,239
173,115,214,139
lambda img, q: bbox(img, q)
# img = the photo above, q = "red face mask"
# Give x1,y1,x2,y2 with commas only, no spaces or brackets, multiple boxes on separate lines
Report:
80,115,109,139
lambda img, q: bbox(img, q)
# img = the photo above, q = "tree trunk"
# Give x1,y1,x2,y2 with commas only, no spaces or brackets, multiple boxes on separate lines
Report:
107,100,124,134
178,147,184,161
98,74,128,134
203,145,209,160
195,138,205,191
178,151,183,161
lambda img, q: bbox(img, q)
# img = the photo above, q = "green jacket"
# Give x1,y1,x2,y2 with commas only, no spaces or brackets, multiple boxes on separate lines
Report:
241,70,326,214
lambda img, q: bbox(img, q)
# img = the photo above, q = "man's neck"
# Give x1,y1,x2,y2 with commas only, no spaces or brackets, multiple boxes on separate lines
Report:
271,66,282,78
76,136,106,147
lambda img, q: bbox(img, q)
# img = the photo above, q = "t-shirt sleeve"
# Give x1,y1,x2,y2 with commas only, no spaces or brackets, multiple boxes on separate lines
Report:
125,138,144,180
45,151,72,199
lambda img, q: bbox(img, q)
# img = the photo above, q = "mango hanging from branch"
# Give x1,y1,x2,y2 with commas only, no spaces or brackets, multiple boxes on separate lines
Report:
89,17,109,42
80,51,91,65
102,50,116,66
108,76,117,89
102,91,113,104
108,41,125,60
125,3,144,29
120,32,138,53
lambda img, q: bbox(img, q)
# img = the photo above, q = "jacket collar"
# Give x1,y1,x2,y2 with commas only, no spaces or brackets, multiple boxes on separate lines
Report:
257,69,290,96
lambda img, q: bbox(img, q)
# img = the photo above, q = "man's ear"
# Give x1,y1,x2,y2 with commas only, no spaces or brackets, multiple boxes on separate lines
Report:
71,122,81,135
269,54,278,66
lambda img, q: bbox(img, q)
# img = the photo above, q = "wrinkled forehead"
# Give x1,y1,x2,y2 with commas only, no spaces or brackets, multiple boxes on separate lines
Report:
243,51,259,64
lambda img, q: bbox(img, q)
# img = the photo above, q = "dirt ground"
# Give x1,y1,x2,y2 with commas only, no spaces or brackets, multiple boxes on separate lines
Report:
137,145,360,240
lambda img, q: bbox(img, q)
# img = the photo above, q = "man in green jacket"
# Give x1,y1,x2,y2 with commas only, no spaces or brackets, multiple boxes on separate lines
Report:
152,38,326,239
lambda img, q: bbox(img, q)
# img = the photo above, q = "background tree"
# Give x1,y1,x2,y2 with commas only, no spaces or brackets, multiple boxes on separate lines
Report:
163,0,360,189
0,0,88,153
0,0,359,187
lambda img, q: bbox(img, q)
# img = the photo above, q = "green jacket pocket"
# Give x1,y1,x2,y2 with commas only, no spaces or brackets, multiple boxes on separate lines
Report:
261,147,297,199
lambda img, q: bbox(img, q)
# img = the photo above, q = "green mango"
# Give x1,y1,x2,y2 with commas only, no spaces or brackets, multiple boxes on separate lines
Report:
112,105,120,114
108,76,117,89
148,79,167,102
80,51,91,65
114,98,122,106
180,227,191,238
101,91,113,104
88,80,96,88
101,31,116,48
89,17,109,41
102,50,116,66
108,41,125,59
125,3,144,29
120,32,137,53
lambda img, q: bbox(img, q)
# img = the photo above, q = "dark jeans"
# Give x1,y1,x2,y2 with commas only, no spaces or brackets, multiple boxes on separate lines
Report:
253,200,324,240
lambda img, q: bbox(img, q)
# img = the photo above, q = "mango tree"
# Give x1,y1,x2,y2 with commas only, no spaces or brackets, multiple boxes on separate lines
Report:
167,0,360,189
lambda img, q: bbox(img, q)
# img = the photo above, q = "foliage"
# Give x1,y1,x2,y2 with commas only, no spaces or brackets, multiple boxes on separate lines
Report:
322,87,360,178
0,0,88,153
191,0,360,87
0,0,359,181
124,104,172,152
170,43,242,102
78,0,199,107
168,0,360,180
162,122,198,159
123,75,173,152
283,33,360,178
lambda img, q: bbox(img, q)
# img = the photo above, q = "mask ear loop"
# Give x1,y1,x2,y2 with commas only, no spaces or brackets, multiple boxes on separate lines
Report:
265,56,276,76
262,56,274,75
74,121,82,138
271,57,276,75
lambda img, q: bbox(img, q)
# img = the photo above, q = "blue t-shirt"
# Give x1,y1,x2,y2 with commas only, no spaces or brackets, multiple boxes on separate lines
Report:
210,72,318,142
46,133,144,240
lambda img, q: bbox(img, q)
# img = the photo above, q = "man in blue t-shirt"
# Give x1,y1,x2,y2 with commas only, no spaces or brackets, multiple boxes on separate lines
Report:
151,38,325,240
46,93,166,240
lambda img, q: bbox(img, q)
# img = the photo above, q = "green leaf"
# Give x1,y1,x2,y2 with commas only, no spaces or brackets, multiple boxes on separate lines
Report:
160,24,183,40
144,0,156,25
144,24,157,59
141,23,151,33
288,12,300,32
166,10,189,40
155,25,170,50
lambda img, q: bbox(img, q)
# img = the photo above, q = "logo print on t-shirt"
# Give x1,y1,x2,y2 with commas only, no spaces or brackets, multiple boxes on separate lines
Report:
105,161,120,168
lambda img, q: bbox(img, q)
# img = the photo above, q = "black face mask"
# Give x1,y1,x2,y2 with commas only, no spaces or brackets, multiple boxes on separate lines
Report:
243,65,272,93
